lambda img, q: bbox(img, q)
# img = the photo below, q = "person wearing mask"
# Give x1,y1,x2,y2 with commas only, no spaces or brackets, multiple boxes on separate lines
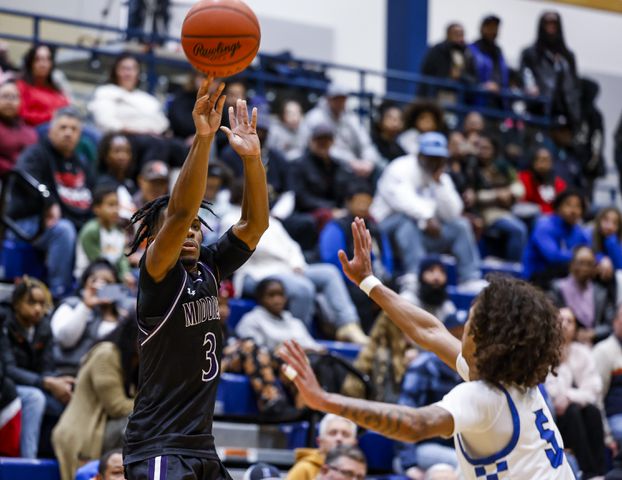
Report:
0,277,74,458
520,11,580,130
0,79,37,178
52,318,137,480
286,414,358,480
16,44,70,126
8,107,93,299
468,15,509,101
545,307,606,479
300,84,383,180
419,23,477,100
552,246,615,345
518,146,566,214
371,102,406,163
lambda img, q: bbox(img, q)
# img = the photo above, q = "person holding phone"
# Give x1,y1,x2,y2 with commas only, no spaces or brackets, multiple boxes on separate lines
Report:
50,259,133,377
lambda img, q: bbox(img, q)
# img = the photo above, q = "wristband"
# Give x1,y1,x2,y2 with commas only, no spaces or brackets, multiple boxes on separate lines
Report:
359,275,382,296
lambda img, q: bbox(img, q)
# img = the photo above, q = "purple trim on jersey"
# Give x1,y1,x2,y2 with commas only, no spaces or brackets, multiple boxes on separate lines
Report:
148,457,155,479
160,455,168,480
140,269,188,347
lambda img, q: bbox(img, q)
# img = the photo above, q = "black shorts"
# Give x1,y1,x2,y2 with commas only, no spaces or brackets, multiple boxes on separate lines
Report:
124,455,232,480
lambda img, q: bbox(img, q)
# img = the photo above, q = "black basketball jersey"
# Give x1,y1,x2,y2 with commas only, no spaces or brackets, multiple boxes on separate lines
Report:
123,228,252,465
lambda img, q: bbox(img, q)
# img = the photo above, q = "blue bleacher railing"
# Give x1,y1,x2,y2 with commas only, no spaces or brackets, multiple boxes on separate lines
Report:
0,7,552,127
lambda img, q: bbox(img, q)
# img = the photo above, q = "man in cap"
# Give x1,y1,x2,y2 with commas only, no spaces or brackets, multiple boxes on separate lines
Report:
371,132,484,293
300,84,383,181
133,159,170,208
468,15,509,95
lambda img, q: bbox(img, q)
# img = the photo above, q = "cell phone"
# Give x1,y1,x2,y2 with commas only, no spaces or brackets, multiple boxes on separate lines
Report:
97,284,130,304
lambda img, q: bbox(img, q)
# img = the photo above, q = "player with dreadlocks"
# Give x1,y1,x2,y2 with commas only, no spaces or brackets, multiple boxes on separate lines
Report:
122,76,269,480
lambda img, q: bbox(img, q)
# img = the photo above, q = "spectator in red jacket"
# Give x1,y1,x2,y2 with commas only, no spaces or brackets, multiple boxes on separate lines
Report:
519,146,566,213
0,79,37,177
16,44,70,127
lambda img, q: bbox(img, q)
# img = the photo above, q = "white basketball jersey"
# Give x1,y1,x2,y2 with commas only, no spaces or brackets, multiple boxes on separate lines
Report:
453,385,575,479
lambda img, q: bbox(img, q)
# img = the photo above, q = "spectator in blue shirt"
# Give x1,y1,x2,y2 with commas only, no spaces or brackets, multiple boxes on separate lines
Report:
394,312,465,478
522,189,589,289
591,207,622,271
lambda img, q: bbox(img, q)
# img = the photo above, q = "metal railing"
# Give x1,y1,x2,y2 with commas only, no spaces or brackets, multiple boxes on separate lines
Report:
0,6,552,127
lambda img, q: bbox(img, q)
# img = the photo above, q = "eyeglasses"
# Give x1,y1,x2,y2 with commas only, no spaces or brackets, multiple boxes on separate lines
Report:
326,465,365,480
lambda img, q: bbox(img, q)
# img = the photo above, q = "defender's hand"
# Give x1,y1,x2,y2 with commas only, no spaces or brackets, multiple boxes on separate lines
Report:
338,217,373,285
278,340,327,411
220,99,261,158
192,75,226,138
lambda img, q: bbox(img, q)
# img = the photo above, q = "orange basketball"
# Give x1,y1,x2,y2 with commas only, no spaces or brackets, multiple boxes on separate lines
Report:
181,0,261,77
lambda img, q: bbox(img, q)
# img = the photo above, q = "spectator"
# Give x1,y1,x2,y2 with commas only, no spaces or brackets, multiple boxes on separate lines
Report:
167,70,203,144
407,257,457,322
96,449,124,480
418,23,476,100
286,414,358,480
467,134,527,262
545,307,605,478
552,246,615,345
132,160,169,209
372,132,484,290
316,446,367,480
397,100,445,156
522,189,589,289
96,132,137,222
74,185,133,285
216,78,247,154
236,279,322,352
267,98,306,161
220,185,368,345
16,44,70,127
615,112,622,195
341,313,417,403
371,101,406,163
51,260,133,376
301,84,383,180
0,79,37,178
0,353,20,457
576,78,605,197
396,314,465,479
462,111,485,139
592,207,622,272
244,463,283,480
201,161,234,242
221,115,290,207
0,277,74,458
469,15,509,99
518,146,566,214
446,131,475,196
88,52,180,168
593,307,622,446
319,182,393,331
8,107,93,299
52,318,137,480
520,11,580,129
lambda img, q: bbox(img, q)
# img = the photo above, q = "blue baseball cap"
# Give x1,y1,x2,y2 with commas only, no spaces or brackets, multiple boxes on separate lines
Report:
419,132,449,158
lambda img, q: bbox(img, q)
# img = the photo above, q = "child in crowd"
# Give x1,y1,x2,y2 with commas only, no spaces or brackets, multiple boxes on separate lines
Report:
75,185,134,288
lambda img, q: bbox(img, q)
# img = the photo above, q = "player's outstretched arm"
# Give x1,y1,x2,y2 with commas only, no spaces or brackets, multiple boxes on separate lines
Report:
146,76,225,282
339,218,461,371
220,100,269,249
279,340,454,442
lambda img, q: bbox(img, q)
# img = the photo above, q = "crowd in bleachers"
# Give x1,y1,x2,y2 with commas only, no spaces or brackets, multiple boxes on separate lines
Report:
2,8,622,480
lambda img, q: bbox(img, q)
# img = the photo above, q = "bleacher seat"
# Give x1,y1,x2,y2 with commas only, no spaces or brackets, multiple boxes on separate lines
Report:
317,340,361,361
75,460,98,480
280,421,310,449
216,373,258,415
0,239,46,282
447,286,477,310
480,258,524,279
0,458,60,480
227,298,257,331
358,431,396,472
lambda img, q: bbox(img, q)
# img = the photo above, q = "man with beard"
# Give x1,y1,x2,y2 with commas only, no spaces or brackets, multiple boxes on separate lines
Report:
419,23,477,100
405,257,456,323
520,11,580,130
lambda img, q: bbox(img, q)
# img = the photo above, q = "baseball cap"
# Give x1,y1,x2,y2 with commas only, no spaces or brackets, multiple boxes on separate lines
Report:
482,14,501,25
418,132,449,158
326,83,349,98
243,463,282,480
140,160,169,181
311,122,335,139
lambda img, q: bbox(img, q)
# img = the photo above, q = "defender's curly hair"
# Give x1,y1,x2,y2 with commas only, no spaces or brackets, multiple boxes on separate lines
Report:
470,274,562,388
126,195,214,255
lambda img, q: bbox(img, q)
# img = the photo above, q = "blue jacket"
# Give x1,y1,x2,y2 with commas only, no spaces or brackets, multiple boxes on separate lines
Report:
468,41,509,88
395,352,462,470
522,214,589,279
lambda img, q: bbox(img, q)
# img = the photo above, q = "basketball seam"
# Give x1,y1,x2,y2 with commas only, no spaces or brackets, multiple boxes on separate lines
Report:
183,5,260,31
189,44,259,69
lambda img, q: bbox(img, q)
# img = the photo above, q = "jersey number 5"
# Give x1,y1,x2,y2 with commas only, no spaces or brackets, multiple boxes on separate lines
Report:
202,332,219,382
534,409,564,468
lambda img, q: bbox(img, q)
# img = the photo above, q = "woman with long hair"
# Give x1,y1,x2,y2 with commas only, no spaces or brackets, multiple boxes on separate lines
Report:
52,317,138,480
16,43,70,126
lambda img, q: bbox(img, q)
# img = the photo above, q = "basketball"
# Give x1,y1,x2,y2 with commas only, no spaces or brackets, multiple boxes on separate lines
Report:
181,0,261,77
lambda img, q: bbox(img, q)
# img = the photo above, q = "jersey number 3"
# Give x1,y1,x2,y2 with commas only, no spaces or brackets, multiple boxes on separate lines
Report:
534,409,564,468
202,332,219,382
